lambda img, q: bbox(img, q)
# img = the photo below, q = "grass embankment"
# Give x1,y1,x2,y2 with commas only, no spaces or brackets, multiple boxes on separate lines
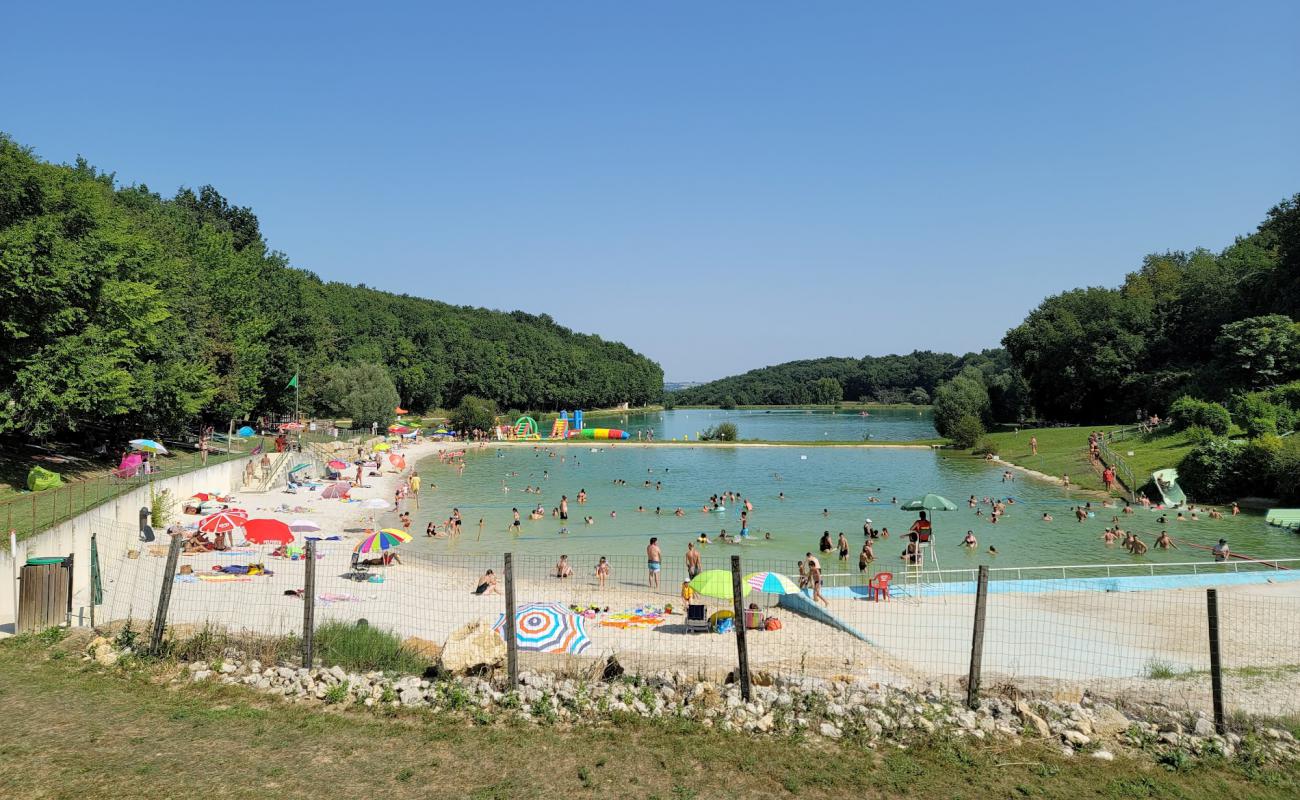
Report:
1,441,259,542
977,427,1199,495
2,635,1298,800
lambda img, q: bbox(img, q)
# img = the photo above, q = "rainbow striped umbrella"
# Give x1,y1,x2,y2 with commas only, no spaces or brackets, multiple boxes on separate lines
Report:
745,571,801,595
494,602,591,655
354,528,411,555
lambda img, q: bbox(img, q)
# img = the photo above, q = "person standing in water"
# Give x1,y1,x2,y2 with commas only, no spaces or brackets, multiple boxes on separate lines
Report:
685,541,701,579
837,532,849,562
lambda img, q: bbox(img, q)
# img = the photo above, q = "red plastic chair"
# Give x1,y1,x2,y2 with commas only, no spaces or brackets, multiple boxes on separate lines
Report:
868,572,893,601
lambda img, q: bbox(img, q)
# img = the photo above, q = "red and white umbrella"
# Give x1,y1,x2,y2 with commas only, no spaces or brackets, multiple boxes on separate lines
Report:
242,518,294,545
321,482,351,499
197,510,248,534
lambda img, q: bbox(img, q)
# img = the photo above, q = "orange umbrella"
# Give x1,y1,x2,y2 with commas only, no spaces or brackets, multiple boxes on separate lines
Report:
389,454,407,470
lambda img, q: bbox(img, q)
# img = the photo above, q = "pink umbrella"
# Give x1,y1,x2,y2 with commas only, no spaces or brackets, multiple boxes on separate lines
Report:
197,510,248,534
321,482,351,499
242,518,294,545
116,452,143,478
327,460,348,470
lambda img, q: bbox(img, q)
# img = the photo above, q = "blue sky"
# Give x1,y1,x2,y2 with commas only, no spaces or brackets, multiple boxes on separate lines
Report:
4,2,1297,381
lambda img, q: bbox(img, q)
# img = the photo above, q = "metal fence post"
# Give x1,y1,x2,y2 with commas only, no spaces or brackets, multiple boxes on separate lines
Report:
302,539,317,667
148,533,183,654
730,554,752,701
966,565,990,709
503,552,518,688
1207,588,1226,734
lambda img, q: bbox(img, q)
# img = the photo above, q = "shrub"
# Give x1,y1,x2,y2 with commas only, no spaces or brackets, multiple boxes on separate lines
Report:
1168,396,1231,435
313,622,431,674
1178,439,1245,502
948,415,986,449
906,387,931,405
1270,436,1300,502
972,436,999,456
717,396,737,410
700,422,739,442
1183,425,1217,447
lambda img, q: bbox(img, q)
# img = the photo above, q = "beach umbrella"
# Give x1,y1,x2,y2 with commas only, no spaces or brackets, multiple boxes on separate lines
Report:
327,459,348,470
745,571,801,595
689,569,751,600
354,528,411,555
494,602,592,655
197,510,248,534
373,442,391,451
279,421,305,431
236,425,255,437
321,482,351,499
287,519,322,533
242,518,294,545
388,454,407,470
394,406,409,415
129,438,168,454
899,494,957,512
289,462,311,474
190,492,212,502
388,424,410,433
360,498,391,510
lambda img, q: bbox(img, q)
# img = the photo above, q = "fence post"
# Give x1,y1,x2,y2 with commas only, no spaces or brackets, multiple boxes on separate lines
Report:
966,565,990,709
503,552,518,688
302,539,317,667
730,554,752,701
148,533,183,654
1206,588,1226,734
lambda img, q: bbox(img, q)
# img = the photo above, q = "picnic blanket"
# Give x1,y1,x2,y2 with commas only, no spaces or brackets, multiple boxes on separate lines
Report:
600,608,667,629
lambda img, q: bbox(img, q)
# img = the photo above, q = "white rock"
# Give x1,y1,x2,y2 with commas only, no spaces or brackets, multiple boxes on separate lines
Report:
1091,749,1114,761
819,722,842,739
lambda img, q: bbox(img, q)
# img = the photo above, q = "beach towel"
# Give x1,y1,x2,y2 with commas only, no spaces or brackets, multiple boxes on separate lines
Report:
197,574,253,582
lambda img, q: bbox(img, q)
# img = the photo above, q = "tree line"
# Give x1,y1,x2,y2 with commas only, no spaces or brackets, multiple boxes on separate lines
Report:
0,135,663,439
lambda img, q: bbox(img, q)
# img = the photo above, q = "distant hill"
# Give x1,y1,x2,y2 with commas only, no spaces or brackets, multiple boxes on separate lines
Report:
669,351,991,406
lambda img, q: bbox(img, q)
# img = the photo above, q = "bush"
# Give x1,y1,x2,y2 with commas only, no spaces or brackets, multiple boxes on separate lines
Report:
318,362,401,429
717,396,737,410
700,422,739,442
1168,396,1231,435
449,396,499,435
948,414,986,449
1178,439,1245,502
932,368,991,439
313,621,431,674
972,436,999,456
1183,425,1217,447
906,387,931,405
1271,436,1300,502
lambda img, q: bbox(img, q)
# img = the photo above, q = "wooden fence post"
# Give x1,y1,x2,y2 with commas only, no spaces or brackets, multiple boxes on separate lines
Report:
730,554,752,701
302,539,317,667
148,534,183,654
504,553,518,688
1207,588,1226,734
966,565,990,709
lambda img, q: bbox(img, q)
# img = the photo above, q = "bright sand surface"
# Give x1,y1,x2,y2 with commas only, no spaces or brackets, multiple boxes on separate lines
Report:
95,437,1300,715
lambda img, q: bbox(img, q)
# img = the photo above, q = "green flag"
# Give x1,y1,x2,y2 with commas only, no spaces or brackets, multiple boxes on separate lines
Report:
286,373,299,389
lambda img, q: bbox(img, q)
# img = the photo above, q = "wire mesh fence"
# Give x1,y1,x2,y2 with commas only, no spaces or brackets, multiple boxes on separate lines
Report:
89,516,1300,724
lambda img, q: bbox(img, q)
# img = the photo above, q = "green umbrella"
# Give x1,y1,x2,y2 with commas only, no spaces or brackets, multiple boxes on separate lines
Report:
289,462,312,473
899,493,957,511
689,569,751,600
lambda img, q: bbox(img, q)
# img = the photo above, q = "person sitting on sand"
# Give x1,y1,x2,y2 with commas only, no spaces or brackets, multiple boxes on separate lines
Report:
555,555,573,578
361,551,401,567
474,569,500,594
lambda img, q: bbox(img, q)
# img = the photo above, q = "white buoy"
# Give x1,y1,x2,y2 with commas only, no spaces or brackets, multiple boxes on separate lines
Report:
800,455,808,460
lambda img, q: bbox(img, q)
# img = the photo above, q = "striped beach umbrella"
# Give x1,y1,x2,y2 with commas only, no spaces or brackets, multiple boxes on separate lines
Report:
354,528,411,555
197,510,248,534
745,571,801,595
129,438,168,454
321,482,351,499
494,602,591,655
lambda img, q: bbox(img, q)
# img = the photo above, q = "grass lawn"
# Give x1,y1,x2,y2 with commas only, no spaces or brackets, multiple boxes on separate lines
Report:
979,427,1109,492
2,635,1299,800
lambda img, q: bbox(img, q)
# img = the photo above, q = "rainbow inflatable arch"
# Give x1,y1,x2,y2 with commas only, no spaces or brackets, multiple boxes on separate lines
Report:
568,428,629,440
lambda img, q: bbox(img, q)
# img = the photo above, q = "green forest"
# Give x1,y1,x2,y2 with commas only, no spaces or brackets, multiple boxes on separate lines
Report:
668,350,1028,414
0,135,663,440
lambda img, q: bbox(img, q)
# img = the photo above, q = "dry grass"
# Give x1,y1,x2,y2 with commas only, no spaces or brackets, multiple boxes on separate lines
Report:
2,633,1299,799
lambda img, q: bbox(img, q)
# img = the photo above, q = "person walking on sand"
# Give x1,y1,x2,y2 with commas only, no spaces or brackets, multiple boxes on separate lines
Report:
409,472,420,508
685,541,701,579
647,537,662,588
596,556,611,588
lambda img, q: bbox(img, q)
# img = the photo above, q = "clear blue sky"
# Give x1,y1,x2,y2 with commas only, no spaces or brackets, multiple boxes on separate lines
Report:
4,2,1297,381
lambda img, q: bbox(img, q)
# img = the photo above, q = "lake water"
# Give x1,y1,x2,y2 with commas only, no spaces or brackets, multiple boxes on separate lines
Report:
406,442,1300,576
600,407,937,442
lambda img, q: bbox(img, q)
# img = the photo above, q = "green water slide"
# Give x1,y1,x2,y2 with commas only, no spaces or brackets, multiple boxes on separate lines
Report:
1265,509,1300,530
1152,468,1187,508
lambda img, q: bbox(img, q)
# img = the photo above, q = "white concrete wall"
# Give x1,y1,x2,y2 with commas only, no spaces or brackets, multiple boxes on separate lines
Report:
2,455,258,632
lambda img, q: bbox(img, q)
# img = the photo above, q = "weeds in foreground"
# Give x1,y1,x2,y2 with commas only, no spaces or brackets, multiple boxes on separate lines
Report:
313,621,430,674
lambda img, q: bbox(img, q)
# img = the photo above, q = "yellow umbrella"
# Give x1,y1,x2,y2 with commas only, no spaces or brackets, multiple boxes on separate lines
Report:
373,443,391,451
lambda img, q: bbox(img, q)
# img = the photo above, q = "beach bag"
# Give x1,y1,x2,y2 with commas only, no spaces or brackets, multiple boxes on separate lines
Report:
765,618,782,631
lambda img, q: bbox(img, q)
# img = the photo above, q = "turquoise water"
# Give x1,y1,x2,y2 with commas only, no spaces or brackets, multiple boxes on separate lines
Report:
405,443,1300,572
595,407,936,442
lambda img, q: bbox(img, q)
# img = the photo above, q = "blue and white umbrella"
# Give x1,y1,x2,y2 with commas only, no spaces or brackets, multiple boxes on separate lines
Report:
129,438,168,455
494,602,591,655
